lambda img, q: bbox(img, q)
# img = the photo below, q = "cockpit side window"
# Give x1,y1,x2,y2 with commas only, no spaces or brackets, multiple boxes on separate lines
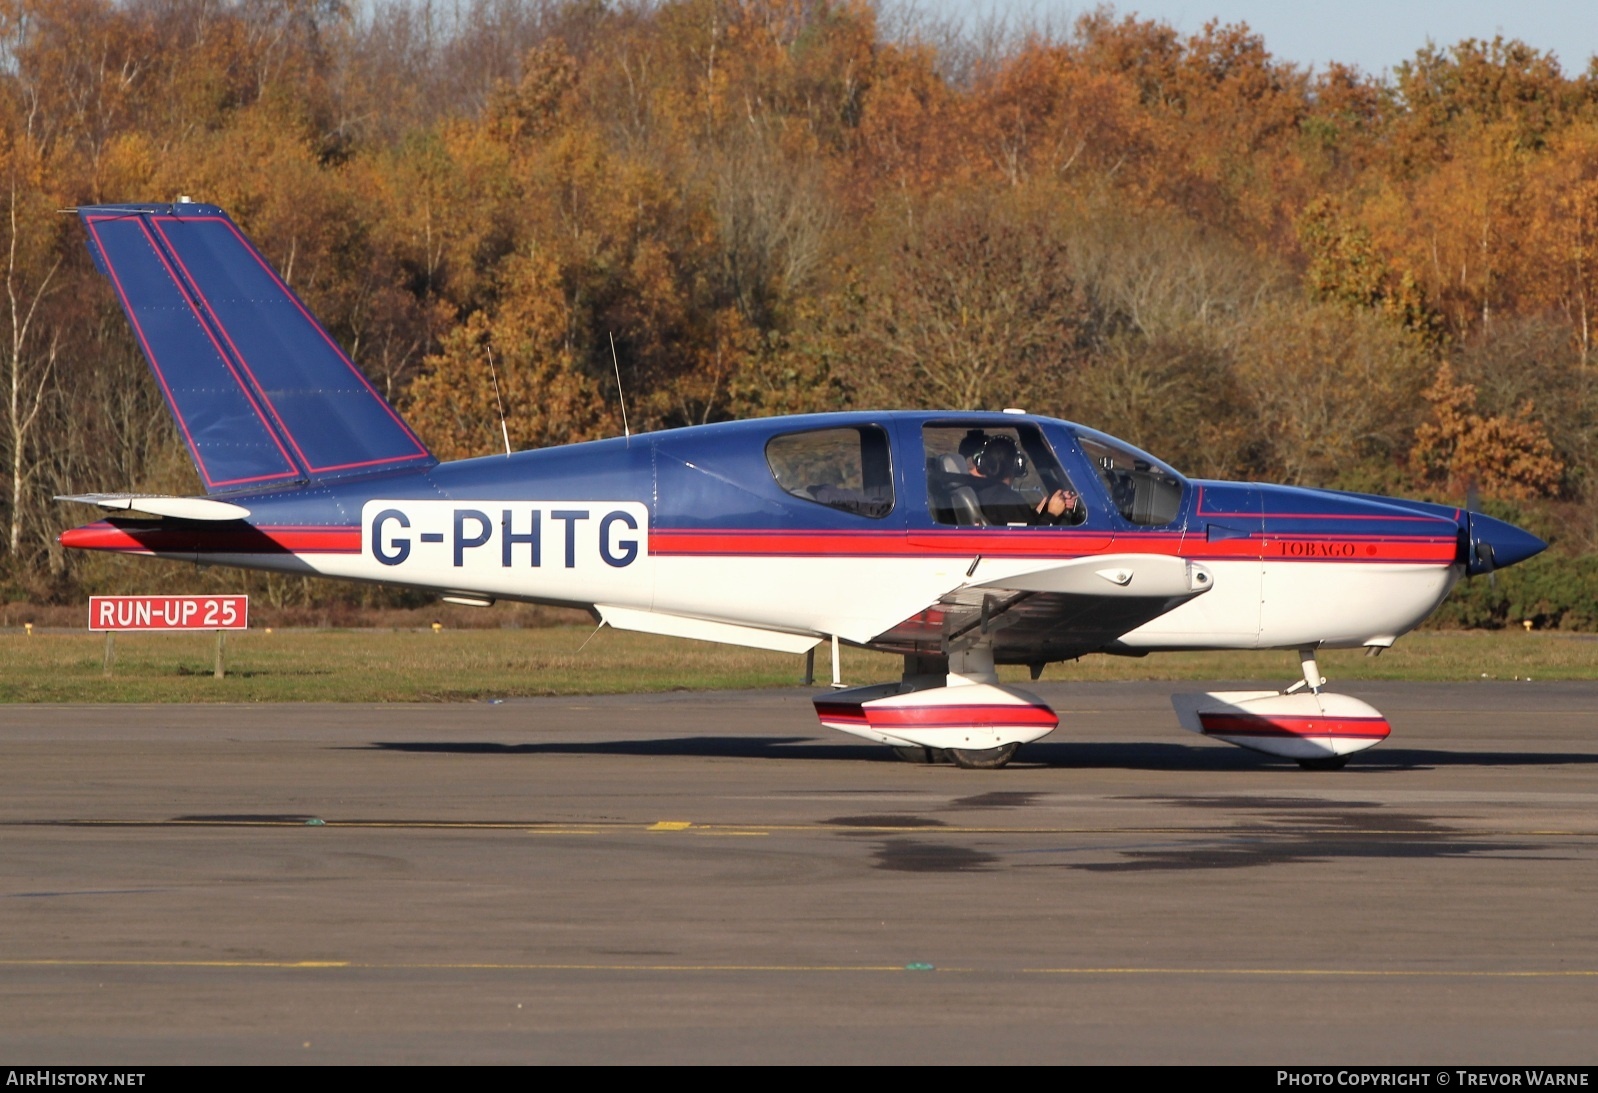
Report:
1076,432,1185,526
765,426,895,518
923,423,1085,527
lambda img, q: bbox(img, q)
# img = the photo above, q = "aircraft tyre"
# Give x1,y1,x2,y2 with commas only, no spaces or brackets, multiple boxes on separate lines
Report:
1297,755,1350,771
949,743,1019,770
890,746,956,765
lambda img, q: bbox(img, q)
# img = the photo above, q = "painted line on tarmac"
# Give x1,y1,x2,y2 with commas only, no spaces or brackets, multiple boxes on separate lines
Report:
8,819,1595,838
4,958,1597,978
1019,967,1598,978
2,959,921,972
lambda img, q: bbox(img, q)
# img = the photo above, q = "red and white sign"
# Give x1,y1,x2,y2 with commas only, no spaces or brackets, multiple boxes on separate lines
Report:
89,595,248,631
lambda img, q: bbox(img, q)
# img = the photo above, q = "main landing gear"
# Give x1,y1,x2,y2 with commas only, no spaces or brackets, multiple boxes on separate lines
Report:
816,645,1392,771
889,743,1020,769
1171,647,1391,769
813,647,1056,770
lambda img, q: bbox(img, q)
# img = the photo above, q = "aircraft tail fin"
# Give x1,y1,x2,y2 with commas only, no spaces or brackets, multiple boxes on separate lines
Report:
79,202,434,494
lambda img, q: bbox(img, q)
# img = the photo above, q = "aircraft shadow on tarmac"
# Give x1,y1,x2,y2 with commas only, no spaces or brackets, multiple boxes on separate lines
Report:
359,739,1598,771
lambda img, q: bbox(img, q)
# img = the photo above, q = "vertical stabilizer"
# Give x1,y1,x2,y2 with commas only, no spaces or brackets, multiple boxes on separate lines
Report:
80,202,434,493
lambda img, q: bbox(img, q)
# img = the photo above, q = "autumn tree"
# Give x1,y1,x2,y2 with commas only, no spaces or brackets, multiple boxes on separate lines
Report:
0,134,61,561
842,188,1087,411
1411,361,1563,499
404,257,617,461
1520,123,1598,362
1297,196,1440,342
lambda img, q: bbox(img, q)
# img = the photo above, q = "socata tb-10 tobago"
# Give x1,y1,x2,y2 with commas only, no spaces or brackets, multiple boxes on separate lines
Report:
58,202,1546,769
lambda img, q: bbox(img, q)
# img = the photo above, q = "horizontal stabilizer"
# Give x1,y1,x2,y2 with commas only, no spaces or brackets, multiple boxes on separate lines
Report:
79,203,434,493
597,605,820,654
56,493,251,521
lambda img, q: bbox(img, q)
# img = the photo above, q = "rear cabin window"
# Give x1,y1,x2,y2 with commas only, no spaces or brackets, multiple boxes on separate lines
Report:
765,426,894,519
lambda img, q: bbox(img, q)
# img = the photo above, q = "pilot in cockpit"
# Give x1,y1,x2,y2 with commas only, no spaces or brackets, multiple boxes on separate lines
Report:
965,434,1079,526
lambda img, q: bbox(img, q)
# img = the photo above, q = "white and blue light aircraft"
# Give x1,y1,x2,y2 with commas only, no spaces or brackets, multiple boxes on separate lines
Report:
59,202,1546,769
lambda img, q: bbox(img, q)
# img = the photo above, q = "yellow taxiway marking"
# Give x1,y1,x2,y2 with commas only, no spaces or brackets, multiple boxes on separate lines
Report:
4,959,915,972
5,959,1597,978
646,822,766,836
28,819,1595,838
6,960,356,969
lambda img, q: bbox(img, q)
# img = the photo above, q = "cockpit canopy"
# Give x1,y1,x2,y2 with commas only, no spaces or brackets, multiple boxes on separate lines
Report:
756,412,1188,530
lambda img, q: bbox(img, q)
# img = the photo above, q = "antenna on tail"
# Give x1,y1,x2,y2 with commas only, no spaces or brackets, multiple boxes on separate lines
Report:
610,332,631,439
485,345,511,457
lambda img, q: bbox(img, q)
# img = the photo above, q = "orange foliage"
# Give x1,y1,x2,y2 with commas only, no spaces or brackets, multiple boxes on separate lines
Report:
1411,362,1564,499
4,0,1598,581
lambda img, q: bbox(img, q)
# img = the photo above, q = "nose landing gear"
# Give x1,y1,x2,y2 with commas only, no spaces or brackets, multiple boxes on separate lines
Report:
1171,647,1391,769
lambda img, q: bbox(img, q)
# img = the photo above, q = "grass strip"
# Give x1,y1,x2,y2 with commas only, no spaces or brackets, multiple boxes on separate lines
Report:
0,627,1588,703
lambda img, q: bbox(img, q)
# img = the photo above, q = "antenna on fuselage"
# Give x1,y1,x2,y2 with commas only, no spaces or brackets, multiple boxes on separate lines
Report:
485,345,511,457
609,331,631,439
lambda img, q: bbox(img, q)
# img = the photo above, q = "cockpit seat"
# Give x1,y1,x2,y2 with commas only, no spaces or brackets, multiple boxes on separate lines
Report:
947,484,987,527
926,454,987,526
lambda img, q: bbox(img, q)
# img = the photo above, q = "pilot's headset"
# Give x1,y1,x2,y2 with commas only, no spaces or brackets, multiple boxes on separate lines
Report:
973,435,1027,481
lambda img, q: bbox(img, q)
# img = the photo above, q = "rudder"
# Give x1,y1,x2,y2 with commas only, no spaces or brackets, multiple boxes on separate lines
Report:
80,202,434,493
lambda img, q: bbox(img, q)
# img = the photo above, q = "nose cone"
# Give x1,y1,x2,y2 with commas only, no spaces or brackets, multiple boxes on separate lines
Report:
1467,512,1547,575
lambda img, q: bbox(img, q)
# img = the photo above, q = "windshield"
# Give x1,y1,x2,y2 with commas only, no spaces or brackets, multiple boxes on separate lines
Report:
1073,428,1185,526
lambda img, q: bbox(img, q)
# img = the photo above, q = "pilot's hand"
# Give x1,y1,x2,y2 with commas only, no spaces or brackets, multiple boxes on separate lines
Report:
1038,489,1079,519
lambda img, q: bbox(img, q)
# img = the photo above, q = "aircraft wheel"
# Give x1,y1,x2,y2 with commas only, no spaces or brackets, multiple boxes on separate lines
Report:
891,745,934,764
1297,755,1349,771
949,743,1019,770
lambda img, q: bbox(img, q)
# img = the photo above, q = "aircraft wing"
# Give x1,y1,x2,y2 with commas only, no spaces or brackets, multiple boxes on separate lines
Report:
867,553,1213,665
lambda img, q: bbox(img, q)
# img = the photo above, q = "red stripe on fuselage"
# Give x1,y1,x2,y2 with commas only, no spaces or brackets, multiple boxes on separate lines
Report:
653,529,1107,557
653,528,1456,564
59,522,1458,566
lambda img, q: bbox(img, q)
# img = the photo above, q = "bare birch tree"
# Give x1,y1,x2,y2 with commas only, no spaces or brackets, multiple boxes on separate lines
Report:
2,169,60,561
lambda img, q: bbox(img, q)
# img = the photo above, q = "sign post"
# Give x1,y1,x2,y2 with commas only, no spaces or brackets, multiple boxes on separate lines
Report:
89,596,249,678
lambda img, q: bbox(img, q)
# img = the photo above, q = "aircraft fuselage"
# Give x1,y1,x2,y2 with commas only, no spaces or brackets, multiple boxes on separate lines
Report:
62,410,1532,661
